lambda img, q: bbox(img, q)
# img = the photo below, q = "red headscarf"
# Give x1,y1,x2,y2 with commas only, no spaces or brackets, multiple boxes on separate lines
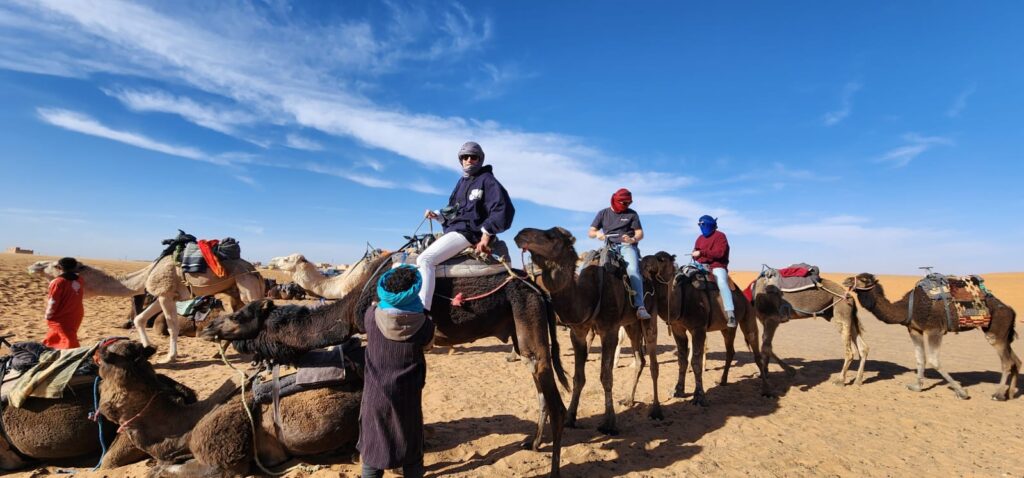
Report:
610,188,632,213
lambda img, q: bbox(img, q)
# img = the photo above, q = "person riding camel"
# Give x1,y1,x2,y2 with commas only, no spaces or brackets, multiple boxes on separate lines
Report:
588,188,652,320
692,215,736,328
420,141,515,313
42,257,86,348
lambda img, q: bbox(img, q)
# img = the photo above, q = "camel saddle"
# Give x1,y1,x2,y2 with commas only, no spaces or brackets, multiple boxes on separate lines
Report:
577,247,643,311
913,273,993,331
679,264,739,292
397,237,512,278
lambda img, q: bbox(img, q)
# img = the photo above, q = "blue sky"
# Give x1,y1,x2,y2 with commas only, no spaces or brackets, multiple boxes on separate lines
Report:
1,1,1022,274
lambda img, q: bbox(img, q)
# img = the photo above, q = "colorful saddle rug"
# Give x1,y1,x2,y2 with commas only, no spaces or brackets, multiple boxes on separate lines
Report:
916,274,993,330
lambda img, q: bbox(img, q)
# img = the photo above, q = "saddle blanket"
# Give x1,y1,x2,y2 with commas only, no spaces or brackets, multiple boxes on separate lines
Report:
743,263,821,302
396,250,508,278
180,242,207,273
917,274,992,328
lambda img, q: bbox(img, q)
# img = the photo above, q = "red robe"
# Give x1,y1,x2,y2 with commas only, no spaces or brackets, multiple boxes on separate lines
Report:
43,276,85,349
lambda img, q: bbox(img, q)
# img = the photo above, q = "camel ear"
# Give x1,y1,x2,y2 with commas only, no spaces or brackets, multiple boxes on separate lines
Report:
140,346,157,361
260,299,276,315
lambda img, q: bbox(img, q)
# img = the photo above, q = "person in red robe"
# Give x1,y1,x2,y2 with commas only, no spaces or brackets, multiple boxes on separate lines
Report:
42,257,85,349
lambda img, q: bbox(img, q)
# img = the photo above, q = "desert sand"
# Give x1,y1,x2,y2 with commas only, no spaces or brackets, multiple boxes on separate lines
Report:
1,252,1022,477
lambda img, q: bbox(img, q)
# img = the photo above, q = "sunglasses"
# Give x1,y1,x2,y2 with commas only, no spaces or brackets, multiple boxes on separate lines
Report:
459,155,481,162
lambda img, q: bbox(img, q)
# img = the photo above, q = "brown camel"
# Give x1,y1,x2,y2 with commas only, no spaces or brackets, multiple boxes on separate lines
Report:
0,380,146,470
515,227,662,434
223,251,568,477
96,340,361,477
640,251,772,405
750,274,869,386
844,273,1020,400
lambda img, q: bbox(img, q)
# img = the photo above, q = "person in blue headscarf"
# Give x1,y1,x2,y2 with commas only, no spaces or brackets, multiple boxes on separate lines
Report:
358,265,434,478
692,215,736,327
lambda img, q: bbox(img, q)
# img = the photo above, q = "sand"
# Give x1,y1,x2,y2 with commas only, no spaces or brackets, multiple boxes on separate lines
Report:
1,252,1022,477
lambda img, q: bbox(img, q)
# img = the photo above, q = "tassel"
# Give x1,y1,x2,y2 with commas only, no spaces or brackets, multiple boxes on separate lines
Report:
451,292,465,307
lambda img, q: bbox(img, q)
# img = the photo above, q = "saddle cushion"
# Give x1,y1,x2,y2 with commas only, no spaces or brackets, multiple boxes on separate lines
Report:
396,247,509,278
917,274,992,328
180,242,207,273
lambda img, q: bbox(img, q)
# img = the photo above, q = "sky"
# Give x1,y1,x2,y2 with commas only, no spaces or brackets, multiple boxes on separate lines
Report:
1,1,1022,274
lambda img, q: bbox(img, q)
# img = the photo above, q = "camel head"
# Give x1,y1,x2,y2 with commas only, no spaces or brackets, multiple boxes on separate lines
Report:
201,299,275,341
641,251,677,283
96,339,158,382
844,273,882,308
270,253,310,272
26,260,59,278
514,227,577,267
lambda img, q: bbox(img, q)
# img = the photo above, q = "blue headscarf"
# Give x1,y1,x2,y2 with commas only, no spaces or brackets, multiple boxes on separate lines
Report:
698,215,717,238
376,265,424,312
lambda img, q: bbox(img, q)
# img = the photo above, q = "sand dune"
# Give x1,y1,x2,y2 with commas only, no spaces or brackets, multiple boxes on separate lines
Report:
1,253,1021,477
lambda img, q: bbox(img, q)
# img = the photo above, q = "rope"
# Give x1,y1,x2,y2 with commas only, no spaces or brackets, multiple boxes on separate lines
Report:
217,343,297,476
117,393,159,434
90,376,107,471
447,276,516,307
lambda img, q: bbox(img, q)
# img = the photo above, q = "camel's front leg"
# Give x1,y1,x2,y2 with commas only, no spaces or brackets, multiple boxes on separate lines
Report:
155,295,181,363
671,325,690,398
597,329,620,435
132,301,162,348
738,312,773,397
565,327,589,428
906,329,926,392
690,328,709,407
719,327,737,386
643,317,662,420
621,322,646,407
924,329,968,399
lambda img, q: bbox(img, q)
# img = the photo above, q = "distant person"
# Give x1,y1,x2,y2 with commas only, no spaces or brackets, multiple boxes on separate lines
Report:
420,141,515,313
692,216,735,327
42,257,85,348
359,265,435,478
588,188,652,320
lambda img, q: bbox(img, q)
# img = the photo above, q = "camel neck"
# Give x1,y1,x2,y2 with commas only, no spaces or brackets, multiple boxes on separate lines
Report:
540,259,590,324
81,262,152,297
292,262,331,297
857,287,910,325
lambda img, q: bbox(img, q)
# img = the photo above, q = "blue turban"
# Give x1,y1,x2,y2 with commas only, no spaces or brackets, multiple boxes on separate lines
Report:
376,265,424,312
698,215,717,238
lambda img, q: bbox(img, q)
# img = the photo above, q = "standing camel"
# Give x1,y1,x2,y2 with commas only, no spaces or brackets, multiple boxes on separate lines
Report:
215,252,569,478
515,227,662,434
844,273,1019,400
640,251,771,405
750,273,869,385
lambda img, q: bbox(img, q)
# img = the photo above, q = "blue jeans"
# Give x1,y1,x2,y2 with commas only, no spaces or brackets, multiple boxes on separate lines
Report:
712,267,735,313
362,461,424,478
614,244,646,309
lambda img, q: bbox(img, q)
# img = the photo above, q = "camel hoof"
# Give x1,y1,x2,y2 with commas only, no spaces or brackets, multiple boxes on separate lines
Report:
618,399,634,407
564,417,579,429
157,355,178,364
648,408,664,421
954,390,970,400
690,395,709,407
597,425,619,436
854,379,865,386
991,393,1008,402
785,368,798,377
520,439,539,451
761,389,777,399
906,383,922,393
831,379,847,387
673,390,690,399
506,353,521,363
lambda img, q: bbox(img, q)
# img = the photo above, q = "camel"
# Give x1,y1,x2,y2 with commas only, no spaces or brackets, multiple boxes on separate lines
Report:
96,339,361,477
750,273,869,386
267,252,378,299
640,251,771,405
0,381,147,470
28,260,241,335
844,273,1020,400
235,251,568,477
514,227,662,433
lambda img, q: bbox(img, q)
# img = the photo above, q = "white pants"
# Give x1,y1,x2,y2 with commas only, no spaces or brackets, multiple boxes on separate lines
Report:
712,267,735,313
417,231,471,310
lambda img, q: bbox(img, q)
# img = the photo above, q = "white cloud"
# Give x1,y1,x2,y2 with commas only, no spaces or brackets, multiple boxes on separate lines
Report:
285,133,324,151
822,81,862,126
946,84,976,118
876,133,953,168
105,88,256,135
465,63,537,100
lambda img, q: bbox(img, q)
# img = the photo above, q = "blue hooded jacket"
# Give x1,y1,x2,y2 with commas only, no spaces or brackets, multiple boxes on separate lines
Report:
442,165,515,244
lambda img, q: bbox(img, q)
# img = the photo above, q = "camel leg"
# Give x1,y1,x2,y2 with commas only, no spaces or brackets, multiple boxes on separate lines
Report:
924,329,969,399
907,329,926,393
99,435,148,469
985,332,1017,401
759,317,779,375
613,326,631,368
719,327,736,386
672,326,690,398
642,317,662,420
511,304,565,477
155,295,182,363
853,333,869,386
621,322,646,407
739,312,773,397
833,321,855,386
690,328,709,407
596,329,620,435
565,327,589,428
524,357,548,450
132,301,162,348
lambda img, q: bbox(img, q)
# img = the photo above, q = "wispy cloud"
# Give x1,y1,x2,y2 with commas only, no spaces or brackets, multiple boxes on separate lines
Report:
876,133,953,168
822,81,862,126
285,133,324,151
465,63,537,100
104,88,256,135
946,84,976,118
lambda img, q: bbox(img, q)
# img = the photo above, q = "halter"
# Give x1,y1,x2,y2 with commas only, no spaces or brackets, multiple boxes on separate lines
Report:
93,336,130,365
117,392,160,434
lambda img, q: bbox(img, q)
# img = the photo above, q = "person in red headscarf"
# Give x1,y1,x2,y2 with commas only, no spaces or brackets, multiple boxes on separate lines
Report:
588,188,651,320
42,257,86,349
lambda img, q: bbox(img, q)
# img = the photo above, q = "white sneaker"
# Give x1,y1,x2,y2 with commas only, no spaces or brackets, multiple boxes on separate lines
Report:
637,306,652,320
